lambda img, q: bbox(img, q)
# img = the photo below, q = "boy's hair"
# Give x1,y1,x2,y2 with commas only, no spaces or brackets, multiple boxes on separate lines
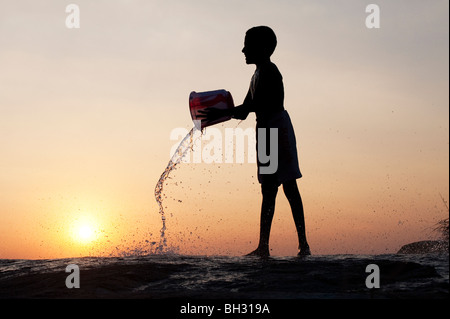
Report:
246,26,277,56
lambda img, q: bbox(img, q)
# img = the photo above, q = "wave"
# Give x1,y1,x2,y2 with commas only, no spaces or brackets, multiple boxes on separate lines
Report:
0,253,447,299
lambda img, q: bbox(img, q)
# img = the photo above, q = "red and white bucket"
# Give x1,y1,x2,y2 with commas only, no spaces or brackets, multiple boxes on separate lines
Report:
189,89,234,129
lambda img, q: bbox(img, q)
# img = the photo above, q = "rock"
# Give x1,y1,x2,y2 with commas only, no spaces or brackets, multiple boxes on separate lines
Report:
397,240,449,254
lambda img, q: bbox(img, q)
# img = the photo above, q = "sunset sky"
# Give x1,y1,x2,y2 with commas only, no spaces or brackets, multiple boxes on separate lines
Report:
1,0,448,259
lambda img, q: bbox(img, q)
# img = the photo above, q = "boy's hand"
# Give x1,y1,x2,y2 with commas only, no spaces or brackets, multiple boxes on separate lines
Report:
197,107,228,121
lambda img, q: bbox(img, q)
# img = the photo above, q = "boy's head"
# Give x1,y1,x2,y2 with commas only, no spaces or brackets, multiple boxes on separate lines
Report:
242,26,277,65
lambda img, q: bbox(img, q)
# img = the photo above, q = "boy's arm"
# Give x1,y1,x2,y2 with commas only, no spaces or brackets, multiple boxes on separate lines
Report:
198,88,255,121
232,89,253,120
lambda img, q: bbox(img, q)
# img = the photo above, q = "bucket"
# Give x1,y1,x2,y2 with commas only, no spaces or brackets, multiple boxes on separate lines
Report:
189,89,234,130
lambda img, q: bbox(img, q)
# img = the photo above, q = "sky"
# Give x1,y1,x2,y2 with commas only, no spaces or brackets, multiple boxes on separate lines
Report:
0,0,448,259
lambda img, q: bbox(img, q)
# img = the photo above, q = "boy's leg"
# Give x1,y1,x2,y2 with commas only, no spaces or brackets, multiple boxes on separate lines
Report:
247,182,278,257
282,179,311,255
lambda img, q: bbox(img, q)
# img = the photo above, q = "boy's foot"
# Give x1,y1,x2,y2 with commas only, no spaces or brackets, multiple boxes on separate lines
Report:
246,247,270,258
298,244,311,256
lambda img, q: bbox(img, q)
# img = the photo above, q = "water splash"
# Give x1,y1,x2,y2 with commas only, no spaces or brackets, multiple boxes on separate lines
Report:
154,126,202,253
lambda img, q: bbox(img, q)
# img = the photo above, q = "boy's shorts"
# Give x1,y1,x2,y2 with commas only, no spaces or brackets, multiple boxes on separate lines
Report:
256,110,302,185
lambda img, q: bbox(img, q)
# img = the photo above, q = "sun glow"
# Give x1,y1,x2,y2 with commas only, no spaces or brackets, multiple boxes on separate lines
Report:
70,217,99,244
78,225,95,242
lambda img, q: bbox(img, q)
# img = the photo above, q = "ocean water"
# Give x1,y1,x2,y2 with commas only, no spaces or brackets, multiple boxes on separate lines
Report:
0,253,447,300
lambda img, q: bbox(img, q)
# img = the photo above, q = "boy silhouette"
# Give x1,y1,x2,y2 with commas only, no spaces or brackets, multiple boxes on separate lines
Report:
199,26,310,257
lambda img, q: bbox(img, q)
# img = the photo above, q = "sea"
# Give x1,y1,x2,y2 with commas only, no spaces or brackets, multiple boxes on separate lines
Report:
0,253,447,298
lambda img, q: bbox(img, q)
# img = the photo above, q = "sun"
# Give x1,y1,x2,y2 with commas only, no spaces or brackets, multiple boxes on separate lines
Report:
78,225,95,242
70,217,99,244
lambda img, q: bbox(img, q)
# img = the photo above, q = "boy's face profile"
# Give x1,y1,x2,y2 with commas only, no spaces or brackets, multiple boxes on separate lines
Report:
242,35,268,65
242,36,259,65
